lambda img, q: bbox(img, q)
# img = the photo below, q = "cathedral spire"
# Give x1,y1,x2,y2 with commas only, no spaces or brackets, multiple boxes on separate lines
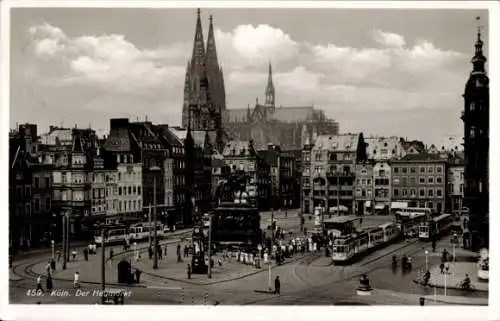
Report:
205,15,219,70
471,16,487,74
191,8,206,71
265,60,275,107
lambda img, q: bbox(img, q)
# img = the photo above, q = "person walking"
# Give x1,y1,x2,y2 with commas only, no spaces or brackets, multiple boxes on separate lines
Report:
73,271,80,289
83,248,89,261
274,276,281,295
148,246,153,260
135,268,142,283
46,274,53,292
164,245,168,258
439,262,445,274
445,262,450,274
36,275,44,293
72,249,77,261
187,263,192,279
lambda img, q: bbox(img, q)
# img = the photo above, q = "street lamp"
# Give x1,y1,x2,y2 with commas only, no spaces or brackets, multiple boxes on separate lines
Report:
424,250,429,271
207,212,212,279
51,240,55,259
62,212,68,270
150,166,161,270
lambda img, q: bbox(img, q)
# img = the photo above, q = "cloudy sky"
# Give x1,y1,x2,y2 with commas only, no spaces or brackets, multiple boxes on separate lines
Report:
9,7,488,145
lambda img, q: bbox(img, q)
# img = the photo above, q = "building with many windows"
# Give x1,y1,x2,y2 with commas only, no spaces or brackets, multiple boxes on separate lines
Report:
372,162,391,214
447,152,465,215
303,133,365,215
355,162,374,215
391,153,447,213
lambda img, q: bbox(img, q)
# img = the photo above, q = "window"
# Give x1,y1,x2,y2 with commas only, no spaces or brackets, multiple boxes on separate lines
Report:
401,177,408,185
428,188,434,197
118,173,121,180
419,188,425,197
420,167,425,173
45,177,50,187
419,177,425,184
367,179,371,185
436,189,443,197
460,184,464,194
410,189,416,197
409,177,416,185
410,167,416,173
394,167,399,173
133,186,136,194
402,168,407,174
138,186,141,195
119,187,122,196
470,126,475,138
329,153,337,161
428,167,433,173
470,101,475,111
394,189,399,197
402,189,408,196
428,201,434,209
436,177,443,184
448,184,454,193
34,176,40,189
436,166,442,173
428,177,434,184
128,186,132,195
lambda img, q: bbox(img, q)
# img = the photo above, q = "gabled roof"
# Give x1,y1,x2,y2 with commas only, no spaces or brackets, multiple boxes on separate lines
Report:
269,106,318,123
156,125,183,147
103,127,132,152
312,134,358,152
365,136,405,160
40,129,73,146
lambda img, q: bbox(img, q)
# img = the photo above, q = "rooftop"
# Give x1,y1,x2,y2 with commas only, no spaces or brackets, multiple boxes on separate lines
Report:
312,134,358,152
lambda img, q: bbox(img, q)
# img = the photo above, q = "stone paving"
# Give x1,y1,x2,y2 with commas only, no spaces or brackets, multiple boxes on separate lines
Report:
30,229,190,285
427,262,488,292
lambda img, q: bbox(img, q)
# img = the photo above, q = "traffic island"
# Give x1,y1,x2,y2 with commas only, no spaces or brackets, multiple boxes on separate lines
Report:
413,262,488,292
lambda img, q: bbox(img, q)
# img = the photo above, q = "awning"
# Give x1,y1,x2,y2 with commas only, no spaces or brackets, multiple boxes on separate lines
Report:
375,204,385,210
391,202,408,210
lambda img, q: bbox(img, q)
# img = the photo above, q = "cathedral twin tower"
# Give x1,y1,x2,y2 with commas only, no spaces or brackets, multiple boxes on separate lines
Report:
182,9,226,151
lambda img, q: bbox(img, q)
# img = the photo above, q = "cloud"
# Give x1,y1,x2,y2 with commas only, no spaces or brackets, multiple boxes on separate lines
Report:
215,24,299,68
25,22,469,140
28,24,187,94
373,29,406,47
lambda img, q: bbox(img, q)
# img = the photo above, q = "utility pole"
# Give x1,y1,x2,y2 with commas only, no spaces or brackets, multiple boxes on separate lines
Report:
62,213,67,270
151,166,161,270
101,228,106,304
207,213,212,279
336,172,340,216
148,205,152,247
153,171,158,269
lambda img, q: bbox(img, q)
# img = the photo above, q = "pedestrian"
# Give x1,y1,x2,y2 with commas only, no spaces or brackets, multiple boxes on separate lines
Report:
148,247,153,260
46,275,53,292
72,249,77,261
135,268,142,283
83,248,89,261
439,262,445,274
46,261,52,276
157,245,163,260
445,262,450,274
184,245,188,258
73,271,80,289
56,250,61,262
50,258,56,271
177,244,181,257
432,240,436,252
36,275,44,292
274,276,281,295
164,245,168,258
187,263,192,279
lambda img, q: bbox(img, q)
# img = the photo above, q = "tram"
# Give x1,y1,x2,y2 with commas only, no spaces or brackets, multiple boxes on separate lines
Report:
395,211,428,238
331,222,401,264
94,227,129,246
418,213,453,241
128,222,165,243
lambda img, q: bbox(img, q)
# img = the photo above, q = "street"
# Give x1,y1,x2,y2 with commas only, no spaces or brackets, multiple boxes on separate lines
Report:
8,211,487,306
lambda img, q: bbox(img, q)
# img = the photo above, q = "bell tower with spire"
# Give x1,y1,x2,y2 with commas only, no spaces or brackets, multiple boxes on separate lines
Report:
265,60,275,108
181,9,227,152
461,16,489,251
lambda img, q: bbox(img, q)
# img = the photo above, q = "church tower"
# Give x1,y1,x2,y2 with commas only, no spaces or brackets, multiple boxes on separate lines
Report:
181,9,226,152
265,61,275,108
461,17,489,251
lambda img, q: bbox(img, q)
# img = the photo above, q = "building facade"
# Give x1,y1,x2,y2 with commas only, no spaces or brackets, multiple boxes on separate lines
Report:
461,23,489,250
447,152,465,215
391,154,447,213
372,162,391,214
303,134,365,215
182,9,226,152
355,162,374,215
